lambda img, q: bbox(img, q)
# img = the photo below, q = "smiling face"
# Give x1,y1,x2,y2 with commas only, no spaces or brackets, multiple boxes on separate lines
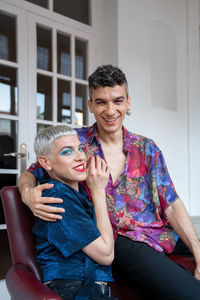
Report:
38,135,86,191
88,84,130,137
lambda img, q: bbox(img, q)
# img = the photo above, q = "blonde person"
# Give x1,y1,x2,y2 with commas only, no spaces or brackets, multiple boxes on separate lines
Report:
32,125,118,300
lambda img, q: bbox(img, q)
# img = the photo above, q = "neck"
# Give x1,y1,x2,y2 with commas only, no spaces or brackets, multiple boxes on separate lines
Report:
98,127,123,146
49,173,79,191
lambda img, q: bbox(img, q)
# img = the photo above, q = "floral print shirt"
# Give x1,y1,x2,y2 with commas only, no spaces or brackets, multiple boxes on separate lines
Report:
29,123,179,253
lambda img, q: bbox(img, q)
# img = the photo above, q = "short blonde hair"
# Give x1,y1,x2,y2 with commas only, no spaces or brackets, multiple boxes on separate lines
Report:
34,125,77,158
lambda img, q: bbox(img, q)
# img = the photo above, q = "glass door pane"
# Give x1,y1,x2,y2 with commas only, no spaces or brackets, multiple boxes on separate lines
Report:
57,79,71,123
57,33,71,76
75,84,87,126
75,39,87,80
25,0,48,8
37,74,52,121
0,120,18,169
0,12,16,62
53,0,90,25
0,65,18,116
37,26,52,71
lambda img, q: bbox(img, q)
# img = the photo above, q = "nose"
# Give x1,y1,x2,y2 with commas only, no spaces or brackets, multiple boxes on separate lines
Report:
105,102,115,116
75,150,85,161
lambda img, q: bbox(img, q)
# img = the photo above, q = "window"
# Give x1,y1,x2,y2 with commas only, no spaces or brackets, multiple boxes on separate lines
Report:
25,0,91,25
54,0,90,25
25,0,48,9
36,24,89,130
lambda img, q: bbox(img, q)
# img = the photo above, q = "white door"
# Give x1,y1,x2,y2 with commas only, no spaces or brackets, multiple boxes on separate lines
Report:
0,2,29,279
0,0,94,279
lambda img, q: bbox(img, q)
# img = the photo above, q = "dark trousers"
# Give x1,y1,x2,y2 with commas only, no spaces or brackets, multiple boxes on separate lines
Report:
113,235,200,300
48,279,118,300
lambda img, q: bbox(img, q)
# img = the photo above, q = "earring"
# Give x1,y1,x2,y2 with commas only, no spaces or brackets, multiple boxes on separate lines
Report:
126,109,131,116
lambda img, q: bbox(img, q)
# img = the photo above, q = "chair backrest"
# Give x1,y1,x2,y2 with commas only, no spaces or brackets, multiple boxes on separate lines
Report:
1,186,41,280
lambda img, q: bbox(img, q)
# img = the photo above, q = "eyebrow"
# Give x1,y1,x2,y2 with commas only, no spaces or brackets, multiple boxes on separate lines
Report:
94,96,125,102
59,143,82,151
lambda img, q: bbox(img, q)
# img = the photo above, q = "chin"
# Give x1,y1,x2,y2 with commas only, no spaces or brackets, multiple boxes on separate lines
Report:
77,174,86,181
104,124,122,132
101,119,123,130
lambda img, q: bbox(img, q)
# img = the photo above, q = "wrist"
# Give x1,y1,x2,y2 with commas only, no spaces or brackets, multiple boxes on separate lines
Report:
191,241,200,261
90,189,106,198
194,252,200,265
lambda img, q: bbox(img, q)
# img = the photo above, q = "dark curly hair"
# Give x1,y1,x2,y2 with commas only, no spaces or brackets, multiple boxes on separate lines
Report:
88,65,129,99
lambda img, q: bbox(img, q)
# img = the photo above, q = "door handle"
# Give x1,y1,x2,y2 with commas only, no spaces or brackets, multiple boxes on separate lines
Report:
3,152,26,157
3,143,27,158
1,143,27,173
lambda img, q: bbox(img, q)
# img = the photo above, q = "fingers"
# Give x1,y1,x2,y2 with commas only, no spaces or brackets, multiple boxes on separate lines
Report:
96,155,102,174
37,183,54,192
96,156,110,176
89,155,96,174
86,155,110,192
35,211,60,221
88,155,108,173
24,184,65,221
37,196,63,204
34,203,64,220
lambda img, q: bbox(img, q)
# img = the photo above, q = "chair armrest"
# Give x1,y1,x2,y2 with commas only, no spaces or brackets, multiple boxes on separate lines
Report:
6,264,62,300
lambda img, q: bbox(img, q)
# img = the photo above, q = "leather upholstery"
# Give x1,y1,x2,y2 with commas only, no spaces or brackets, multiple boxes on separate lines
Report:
1,186,62,300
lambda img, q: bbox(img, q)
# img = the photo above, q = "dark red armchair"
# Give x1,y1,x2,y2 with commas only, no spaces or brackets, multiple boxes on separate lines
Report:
1,186,196,300
1,186,62,300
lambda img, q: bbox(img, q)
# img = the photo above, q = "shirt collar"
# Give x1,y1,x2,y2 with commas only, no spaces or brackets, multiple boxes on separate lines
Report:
88,122,133,153
87,122,98,145
123,127,133,153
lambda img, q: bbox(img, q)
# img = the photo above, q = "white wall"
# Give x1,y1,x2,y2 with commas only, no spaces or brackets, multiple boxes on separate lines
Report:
92,0,118,69
187,0,200,216
98,0,200,215
98,0,118,66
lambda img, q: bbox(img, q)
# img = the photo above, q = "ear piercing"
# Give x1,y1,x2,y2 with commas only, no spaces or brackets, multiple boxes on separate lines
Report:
126,109,131,116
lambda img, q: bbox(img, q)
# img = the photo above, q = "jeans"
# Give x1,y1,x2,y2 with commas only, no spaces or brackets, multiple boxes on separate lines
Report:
48,279,118,300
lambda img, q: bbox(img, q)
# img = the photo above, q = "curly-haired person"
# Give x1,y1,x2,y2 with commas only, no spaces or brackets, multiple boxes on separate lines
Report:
19,65,200,300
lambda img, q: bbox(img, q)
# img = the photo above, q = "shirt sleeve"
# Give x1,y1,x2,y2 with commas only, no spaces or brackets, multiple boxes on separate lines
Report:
28,161,49,182
35,185,101,258
153,147,179,211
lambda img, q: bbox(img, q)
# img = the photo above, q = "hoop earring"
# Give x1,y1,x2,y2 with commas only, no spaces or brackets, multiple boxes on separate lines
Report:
126,109,131,116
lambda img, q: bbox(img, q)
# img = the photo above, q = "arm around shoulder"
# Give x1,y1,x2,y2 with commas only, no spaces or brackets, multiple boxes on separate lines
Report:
18,171,64,221
18,171,37,204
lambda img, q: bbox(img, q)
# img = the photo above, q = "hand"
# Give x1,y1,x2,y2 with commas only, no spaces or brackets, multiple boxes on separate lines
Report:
22,183,65,221
86,155,110,196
